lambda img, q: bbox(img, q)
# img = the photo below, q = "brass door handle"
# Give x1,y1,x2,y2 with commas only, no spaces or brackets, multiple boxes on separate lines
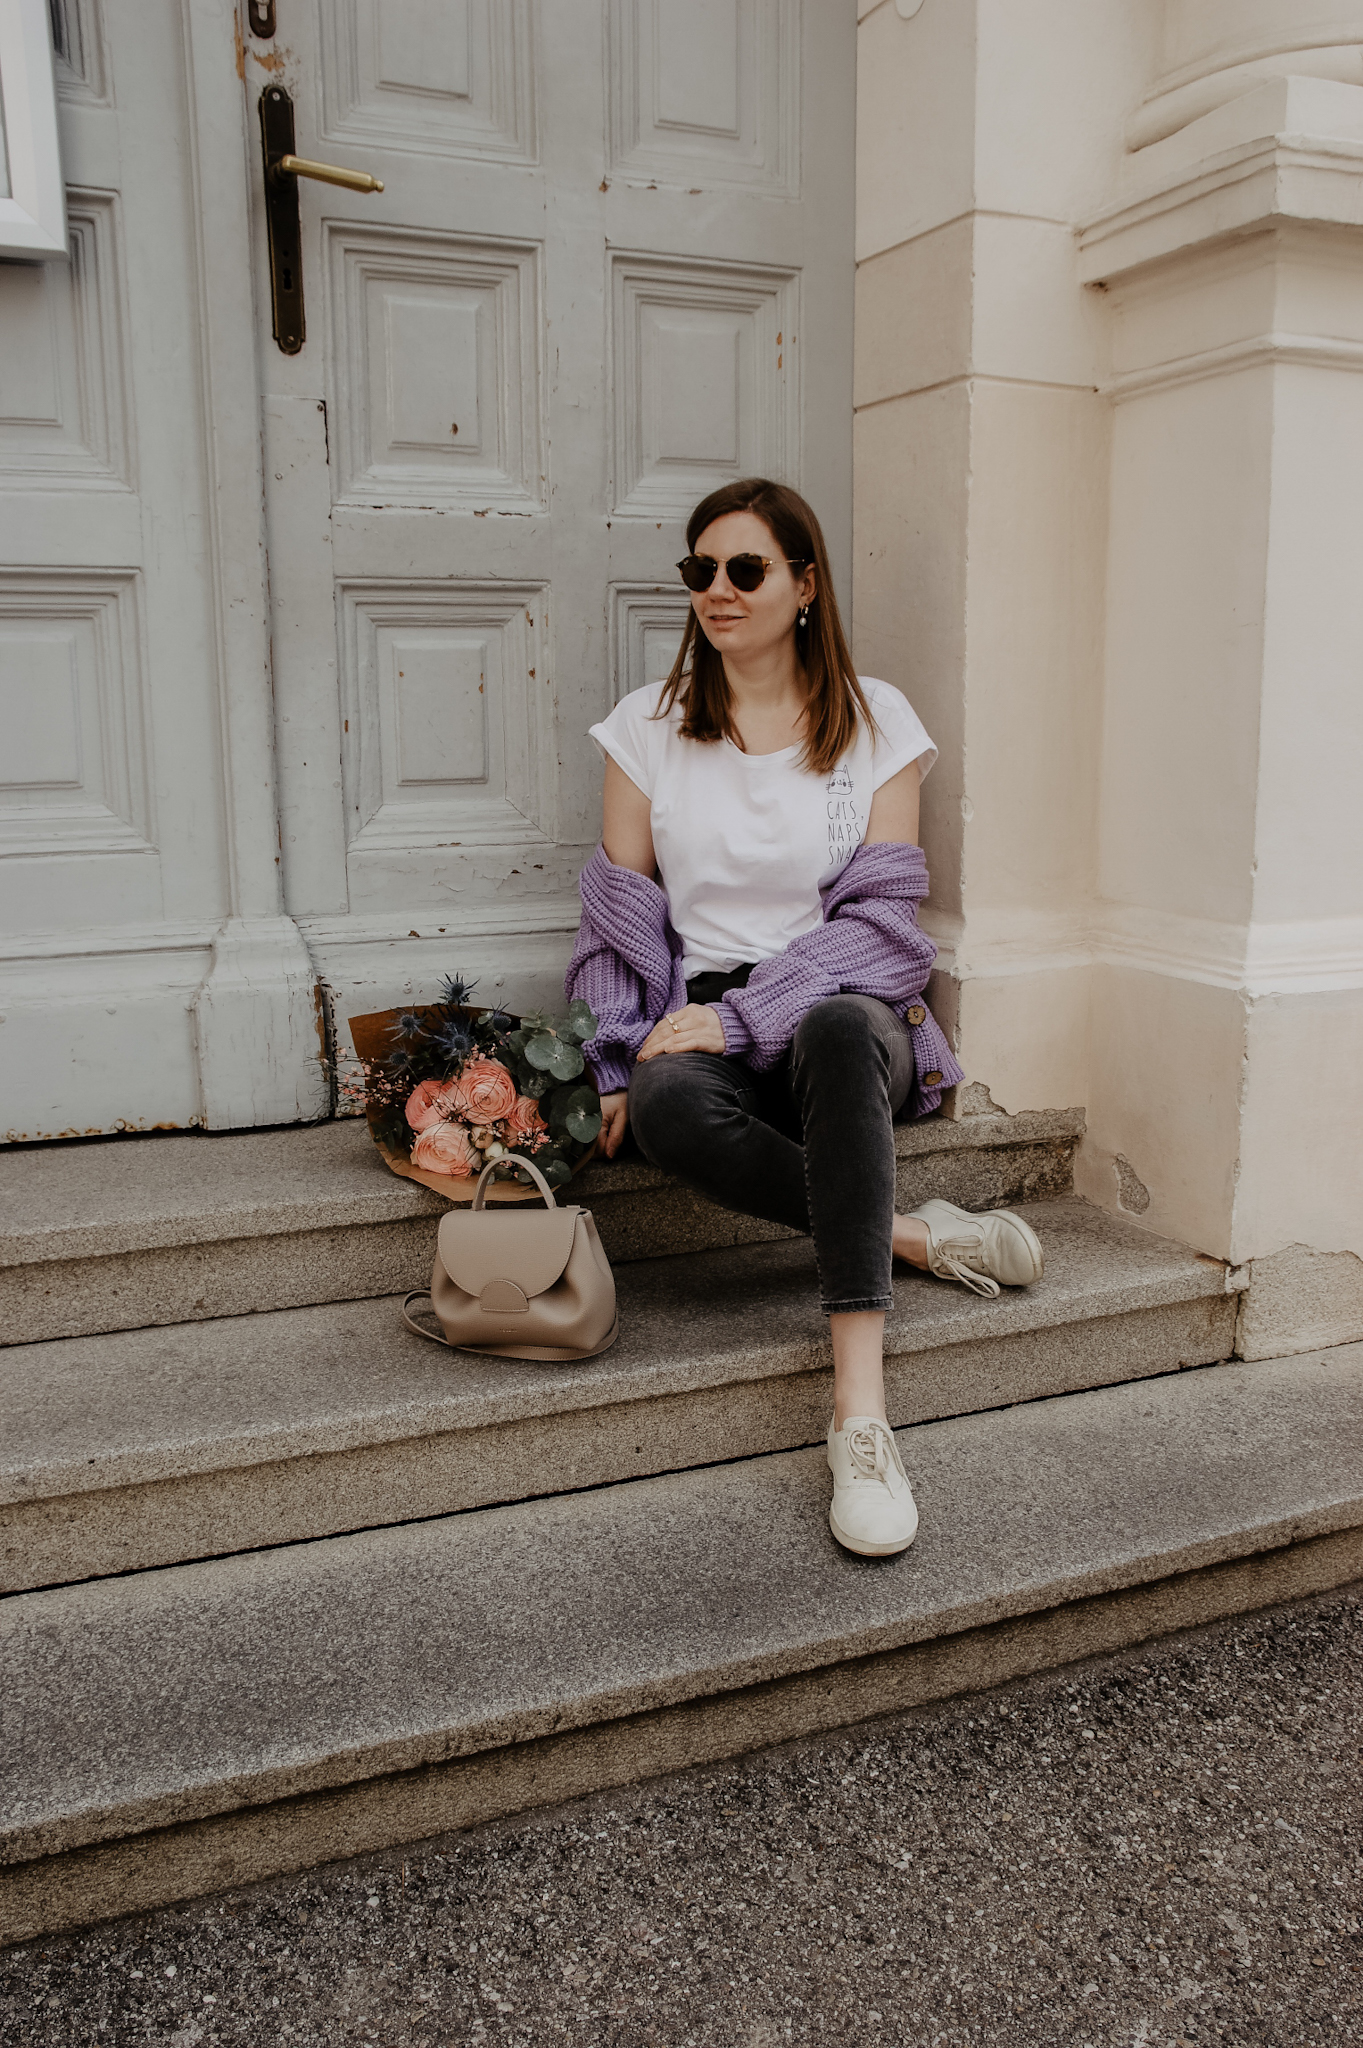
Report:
272,154,384,195
258,86,384,353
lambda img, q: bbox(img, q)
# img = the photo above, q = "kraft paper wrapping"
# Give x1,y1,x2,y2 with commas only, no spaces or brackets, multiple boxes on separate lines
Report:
348,1006,592,1207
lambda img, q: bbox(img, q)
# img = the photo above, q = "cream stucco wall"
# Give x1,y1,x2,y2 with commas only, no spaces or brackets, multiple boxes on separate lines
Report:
854,0,1363,1357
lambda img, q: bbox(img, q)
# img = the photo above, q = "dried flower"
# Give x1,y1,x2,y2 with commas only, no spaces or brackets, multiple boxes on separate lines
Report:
430,1017,475,1067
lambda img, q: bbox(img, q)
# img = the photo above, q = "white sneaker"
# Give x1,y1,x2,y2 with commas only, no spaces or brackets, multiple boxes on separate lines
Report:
906,1198,1044,1298
827,1416,919,1557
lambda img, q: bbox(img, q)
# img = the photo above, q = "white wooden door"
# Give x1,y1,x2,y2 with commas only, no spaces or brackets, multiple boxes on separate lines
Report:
0,0,328,1140
1,0,854,1144
247,0,855,1103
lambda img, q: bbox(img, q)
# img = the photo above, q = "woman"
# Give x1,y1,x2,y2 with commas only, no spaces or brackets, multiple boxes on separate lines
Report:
566,479,1043,1557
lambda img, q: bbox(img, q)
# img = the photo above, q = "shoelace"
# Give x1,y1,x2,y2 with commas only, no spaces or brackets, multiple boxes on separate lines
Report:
930,1233,1002,1299
845,1422,901,1486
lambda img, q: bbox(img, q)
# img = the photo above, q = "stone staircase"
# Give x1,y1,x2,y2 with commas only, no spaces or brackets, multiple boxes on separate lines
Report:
2,1111,1361,1945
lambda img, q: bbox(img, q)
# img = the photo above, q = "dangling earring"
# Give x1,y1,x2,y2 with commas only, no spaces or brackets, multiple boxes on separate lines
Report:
797,604,809,629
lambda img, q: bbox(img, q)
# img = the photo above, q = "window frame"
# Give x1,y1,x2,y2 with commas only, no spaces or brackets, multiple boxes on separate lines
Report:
0,0,67,259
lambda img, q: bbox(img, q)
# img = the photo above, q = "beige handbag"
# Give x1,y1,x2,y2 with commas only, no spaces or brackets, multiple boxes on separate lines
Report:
402,1156,618,1361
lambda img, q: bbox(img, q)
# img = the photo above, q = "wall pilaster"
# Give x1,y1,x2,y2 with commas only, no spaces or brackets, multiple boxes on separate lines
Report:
1078,62,1363,1351
855,1,1363,1355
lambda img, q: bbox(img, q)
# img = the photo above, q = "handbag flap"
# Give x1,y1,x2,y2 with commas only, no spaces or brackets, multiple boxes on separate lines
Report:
437,1205,581,1301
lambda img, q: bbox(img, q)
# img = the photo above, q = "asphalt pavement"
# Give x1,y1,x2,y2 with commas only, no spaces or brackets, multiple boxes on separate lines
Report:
3,1583,1359,2048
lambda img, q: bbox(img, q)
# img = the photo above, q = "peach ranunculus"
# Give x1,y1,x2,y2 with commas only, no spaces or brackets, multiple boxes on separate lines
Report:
505,1093,548,1141
445,1057,518,1126
411,1119,478,1178
405,1076,456,1132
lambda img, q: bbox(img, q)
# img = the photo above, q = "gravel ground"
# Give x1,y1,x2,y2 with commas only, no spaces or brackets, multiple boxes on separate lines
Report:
4,1584,1360,2048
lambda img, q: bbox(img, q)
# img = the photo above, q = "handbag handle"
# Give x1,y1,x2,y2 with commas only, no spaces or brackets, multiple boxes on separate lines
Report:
471,1152,558,1210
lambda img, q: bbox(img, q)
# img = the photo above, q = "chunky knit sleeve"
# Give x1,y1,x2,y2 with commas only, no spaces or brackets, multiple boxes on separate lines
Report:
712,841,964,1115
565,847,688,1094
564,912,647,1095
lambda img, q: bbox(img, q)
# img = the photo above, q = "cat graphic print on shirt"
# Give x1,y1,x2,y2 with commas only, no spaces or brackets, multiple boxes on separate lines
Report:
590,676,937,978
826,762,859,867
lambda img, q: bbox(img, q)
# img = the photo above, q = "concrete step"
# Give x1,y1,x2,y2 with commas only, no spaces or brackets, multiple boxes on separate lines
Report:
1,1198,1237,1591
3,1345,1360,1944
0,1108,1083,1344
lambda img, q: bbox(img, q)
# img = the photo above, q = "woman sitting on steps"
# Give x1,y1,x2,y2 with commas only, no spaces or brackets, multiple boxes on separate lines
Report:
565,477,1043,1558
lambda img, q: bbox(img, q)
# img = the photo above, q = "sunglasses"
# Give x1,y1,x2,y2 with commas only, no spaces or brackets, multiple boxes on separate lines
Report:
676,552,809,593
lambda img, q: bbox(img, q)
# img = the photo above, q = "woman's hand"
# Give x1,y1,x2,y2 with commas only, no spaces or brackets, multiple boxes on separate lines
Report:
595,1091,630,1159
636,1004,727,1061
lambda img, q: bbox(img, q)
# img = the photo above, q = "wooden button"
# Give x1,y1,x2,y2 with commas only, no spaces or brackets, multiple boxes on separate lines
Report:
922,1070,943,1087
906,1004,927,1027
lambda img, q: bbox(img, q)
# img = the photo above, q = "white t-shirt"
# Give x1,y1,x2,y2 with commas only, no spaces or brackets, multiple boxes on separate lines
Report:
590,676,937,977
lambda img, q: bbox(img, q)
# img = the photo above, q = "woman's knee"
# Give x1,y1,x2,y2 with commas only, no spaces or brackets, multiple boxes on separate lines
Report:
627,1053,714,1165
792,994,885,1064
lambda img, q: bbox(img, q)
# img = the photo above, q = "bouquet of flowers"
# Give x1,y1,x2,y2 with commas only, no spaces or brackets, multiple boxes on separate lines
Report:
348,976,603,1203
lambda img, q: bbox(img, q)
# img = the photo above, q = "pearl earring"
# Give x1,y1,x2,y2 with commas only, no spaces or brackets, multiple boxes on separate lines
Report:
798,605,809,628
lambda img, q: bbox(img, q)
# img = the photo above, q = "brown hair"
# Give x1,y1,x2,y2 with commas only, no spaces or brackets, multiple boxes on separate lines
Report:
655,477,874,776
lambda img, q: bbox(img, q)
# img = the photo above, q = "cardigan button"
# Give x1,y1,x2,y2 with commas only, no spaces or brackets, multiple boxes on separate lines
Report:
906,1004,927,1027
922,1070,943,1087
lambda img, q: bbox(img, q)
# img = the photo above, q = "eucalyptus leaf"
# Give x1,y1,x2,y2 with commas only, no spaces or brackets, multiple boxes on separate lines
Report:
564,998,598,1039
547,1082,596,1128
523,1031,559,1071
565,1106,602,1143
546,1039,585,1082
540,1155,572,1188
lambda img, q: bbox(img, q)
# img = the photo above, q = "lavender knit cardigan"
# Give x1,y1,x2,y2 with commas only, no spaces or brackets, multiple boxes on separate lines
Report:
565,839,964,1117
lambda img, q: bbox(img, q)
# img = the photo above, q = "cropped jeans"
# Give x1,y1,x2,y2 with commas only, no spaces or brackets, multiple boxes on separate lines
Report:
627,982,916,1315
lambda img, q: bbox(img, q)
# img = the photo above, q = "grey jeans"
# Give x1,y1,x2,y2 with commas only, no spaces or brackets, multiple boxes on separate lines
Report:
627,990,916,1314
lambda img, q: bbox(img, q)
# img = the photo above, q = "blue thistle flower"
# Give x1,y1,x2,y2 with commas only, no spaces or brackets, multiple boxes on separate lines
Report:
431,1018,475,1066
390,1011,424,1043
486,1008,514,1032
440,972,479,1007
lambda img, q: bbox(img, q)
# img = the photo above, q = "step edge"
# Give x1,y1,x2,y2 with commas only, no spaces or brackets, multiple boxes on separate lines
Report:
0,1323,1239,1572
0,1279,1234,1505
3,1493,1356,1869
3,1524,1356,1948
0,1113,1086,1268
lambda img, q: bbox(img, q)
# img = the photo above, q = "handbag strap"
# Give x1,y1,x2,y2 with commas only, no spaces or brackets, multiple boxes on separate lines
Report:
401,1291,449,1346
471,1152,558,1210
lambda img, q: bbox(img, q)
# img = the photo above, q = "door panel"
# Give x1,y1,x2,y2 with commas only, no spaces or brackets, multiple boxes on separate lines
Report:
608,0,798,195
328,225,544,510
337,579,552,867
609,250,798,516
318,0,537,165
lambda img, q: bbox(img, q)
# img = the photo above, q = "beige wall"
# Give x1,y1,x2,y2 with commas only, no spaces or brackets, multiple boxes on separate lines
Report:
854,0,1146,1110
854,0,1363,1355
